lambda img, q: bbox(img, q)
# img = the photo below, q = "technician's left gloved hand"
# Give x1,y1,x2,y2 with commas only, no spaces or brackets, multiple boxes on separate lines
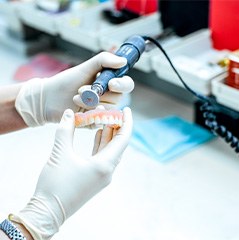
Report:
15,52,134,127
9,107,133,240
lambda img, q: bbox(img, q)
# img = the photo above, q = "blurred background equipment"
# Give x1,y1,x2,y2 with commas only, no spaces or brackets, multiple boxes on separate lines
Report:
159,0,209,37
115,0,158,15
102,0,158,24
35,0,71,13
226,50,239,89
13,54,73,81
210,0,239,51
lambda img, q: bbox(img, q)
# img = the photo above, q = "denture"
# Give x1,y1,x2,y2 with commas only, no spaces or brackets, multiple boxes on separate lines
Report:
75,109,123,128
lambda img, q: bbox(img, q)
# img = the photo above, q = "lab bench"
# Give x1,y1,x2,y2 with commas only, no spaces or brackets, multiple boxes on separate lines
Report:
1,2,239,240
0,0,235,111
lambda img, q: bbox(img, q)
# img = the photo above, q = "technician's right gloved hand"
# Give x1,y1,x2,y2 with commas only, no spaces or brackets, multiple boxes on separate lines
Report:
9,107,133,240
15,52,134,127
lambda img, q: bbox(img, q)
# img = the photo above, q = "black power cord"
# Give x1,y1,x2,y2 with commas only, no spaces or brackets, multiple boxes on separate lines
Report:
142,35,239,154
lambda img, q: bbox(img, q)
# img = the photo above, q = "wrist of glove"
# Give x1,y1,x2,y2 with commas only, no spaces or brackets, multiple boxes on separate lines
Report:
9,195,64,240
10,107,132,240
15,78,46,127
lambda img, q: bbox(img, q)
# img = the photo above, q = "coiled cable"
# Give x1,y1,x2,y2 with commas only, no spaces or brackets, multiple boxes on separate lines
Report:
142,35,239,154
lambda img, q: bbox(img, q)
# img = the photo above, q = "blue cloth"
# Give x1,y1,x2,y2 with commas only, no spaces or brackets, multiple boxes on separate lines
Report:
130,115,215,162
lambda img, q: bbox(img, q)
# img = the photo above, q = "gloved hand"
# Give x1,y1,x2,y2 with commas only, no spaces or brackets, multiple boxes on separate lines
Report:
9,107,133,240
15,52,134,127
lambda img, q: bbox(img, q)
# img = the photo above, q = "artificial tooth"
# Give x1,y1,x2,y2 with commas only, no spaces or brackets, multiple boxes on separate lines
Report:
88,117,94,125
114,117,119,125
118,118,123,126
80,117,86,126
108,116,115,124
101,115,108,124
95,116,101,125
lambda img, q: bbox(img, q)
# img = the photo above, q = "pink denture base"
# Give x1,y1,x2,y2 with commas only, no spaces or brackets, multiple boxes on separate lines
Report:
75,109,123,128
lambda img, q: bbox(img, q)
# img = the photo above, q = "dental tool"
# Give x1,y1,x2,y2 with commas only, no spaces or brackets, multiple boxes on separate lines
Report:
81,35,146,107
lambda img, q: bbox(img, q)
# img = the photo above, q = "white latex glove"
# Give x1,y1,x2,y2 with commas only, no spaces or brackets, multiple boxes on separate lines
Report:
10,107,133,240
15,52,134,127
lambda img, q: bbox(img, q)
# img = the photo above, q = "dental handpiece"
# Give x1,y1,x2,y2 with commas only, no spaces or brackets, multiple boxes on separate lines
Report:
81,35,146,107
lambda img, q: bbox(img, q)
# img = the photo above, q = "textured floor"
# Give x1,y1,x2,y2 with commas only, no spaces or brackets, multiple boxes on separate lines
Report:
1,37,239,240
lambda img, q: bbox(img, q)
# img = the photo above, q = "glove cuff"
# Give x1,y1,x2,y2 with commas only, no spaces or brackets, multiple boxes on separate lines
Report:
15,78,46,127
9,195,66,240
9,214,43,240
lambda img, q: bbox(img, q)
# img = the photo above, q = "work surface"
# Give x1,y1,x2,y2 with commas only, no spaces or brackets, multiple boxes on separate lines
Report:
0,44,239,240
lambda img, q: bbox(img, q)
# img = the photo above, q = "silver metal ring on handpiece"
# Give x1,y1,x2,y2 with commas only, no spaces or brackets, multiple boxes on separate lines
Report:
81,89,99,107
